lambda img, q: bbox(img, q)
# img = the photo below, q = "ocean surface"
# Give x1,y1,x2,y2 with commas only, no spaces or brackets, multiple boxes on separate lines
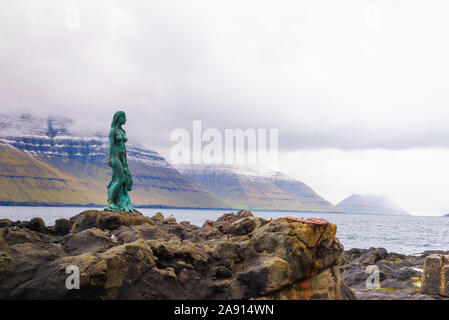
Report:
0,206,448,255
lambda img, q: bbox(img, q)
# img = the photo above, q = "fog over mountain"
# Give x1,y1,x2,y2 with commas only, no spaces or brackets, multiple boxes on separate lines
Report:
1,1,449,215
177,164,341,212
1,1,449,151
0,113,342,211
0,114,226,208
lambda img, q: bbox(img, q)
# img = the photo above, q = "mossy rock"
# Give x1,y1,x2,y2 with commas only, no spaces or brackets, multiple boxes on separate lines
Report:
54,218,72,236
70,210,154,233
152,212,165,222
0,234,8,253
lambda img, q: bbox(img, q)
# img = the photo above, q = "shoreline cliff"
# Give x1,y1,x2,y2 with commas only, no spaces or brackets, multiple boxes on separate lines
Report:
0,209,353,300
0,210,447,300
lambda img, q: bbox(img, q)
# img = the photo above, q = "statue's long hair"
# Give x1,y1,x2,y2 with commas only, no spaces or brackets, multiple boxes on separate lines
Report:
111,111,126,132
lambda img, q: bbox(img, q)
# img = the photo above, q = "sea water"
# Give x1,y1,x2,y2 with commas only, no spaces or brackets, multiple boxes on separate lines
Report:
0,206,448,255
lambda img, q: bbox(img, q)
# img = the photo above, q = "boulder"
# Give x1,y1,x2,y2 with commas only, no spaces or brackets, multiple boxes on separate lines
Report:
70,210,154,233
26,217,47,234
421,254,449,297
340,247,449,300
99,215,123,231
54,219,72,236
0,227,65,299
0,219,13,228
265,266,355,300
151,212,165,223
0,232,14,275
0,210,354,300
62,229,114,255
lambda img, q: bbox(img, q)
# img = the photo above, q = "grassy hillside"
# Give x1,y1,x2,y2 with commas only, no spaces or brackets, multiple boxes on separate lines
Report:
179,167,341,211
270,177,342,212
0,144,105,205
0,144,228,208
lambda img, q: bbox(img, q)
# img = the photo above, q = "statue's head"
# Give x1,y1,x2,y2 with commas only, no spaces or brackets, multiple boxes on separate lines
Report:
111,111,126,128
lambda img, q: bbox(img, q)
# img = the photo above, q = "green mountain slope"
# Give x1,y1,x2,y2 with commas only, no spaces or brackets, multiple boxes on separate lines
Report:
268,172,341,212
177,165,342,212
0,115,337,211
0,144,105,205
0,144,228,208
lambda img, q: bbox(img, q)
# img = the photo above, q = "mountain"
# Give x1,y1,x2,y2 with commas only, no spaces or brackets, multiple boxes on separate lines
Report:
0,114,227,208
176,164,342,212
0,114,343,211
0,143,104,205
336,194,410,216
267,172,342,211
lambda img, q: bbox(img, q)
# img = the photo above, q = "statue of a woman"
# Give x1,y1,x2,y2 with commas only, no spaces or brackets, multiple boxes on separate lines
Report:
104,111,138,212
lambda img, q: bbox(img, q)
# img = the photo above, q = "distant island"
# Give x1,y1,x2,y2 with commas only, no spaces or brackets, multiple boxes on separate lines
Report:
336,194,410,216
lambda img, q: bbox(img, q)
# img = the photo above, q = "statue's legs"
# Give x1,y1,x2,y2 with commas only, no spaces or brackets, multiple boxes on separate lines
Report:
106,157,125,208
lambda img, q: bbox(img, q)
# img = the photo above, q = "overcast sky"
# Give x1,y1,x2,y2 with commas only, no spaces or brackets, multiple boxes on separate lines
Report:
1,1,449,215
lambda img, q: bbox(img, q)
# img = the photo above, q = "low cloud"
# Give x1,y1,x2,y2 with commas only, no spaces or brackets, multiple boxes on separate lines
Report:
1,0,448,153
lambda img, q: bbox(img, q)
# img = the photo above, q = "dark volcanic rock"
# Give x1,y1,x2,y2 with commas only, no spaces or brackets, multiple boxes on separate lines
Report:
62,229,114,255
421,254,449,297
99,215,122,231
70,210,154,233
0,209,354,300
0,219,13,228
213,266,233,279
27,217,47,233
54,218,72,236
340,247,449,300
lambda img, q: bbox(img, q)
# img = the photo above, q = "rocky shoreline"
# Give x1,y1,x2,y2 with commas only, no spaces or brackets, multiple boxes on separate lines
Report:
341,247,449,300
0,209,447,300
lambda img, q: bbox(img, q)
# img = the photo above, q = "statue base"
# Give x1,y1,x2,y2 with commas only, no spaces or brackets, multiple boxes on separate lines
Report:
104,203,140,213
106,174,139,213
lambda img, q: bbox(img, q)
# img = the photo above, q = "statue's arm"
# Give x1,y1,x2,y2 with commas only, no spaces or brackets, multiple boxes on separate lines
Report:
108,129,115,167
124,141,129,171
125,148,128,167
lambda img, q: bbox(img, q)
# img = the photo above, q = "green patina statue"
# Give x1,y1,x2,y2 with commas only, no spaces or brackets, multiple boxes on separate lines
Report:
104,111,138,213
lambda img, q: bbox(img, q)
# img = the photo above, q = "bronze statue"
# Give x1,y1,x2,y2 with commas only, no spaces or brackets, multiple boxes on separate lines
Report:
104,111,138,212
